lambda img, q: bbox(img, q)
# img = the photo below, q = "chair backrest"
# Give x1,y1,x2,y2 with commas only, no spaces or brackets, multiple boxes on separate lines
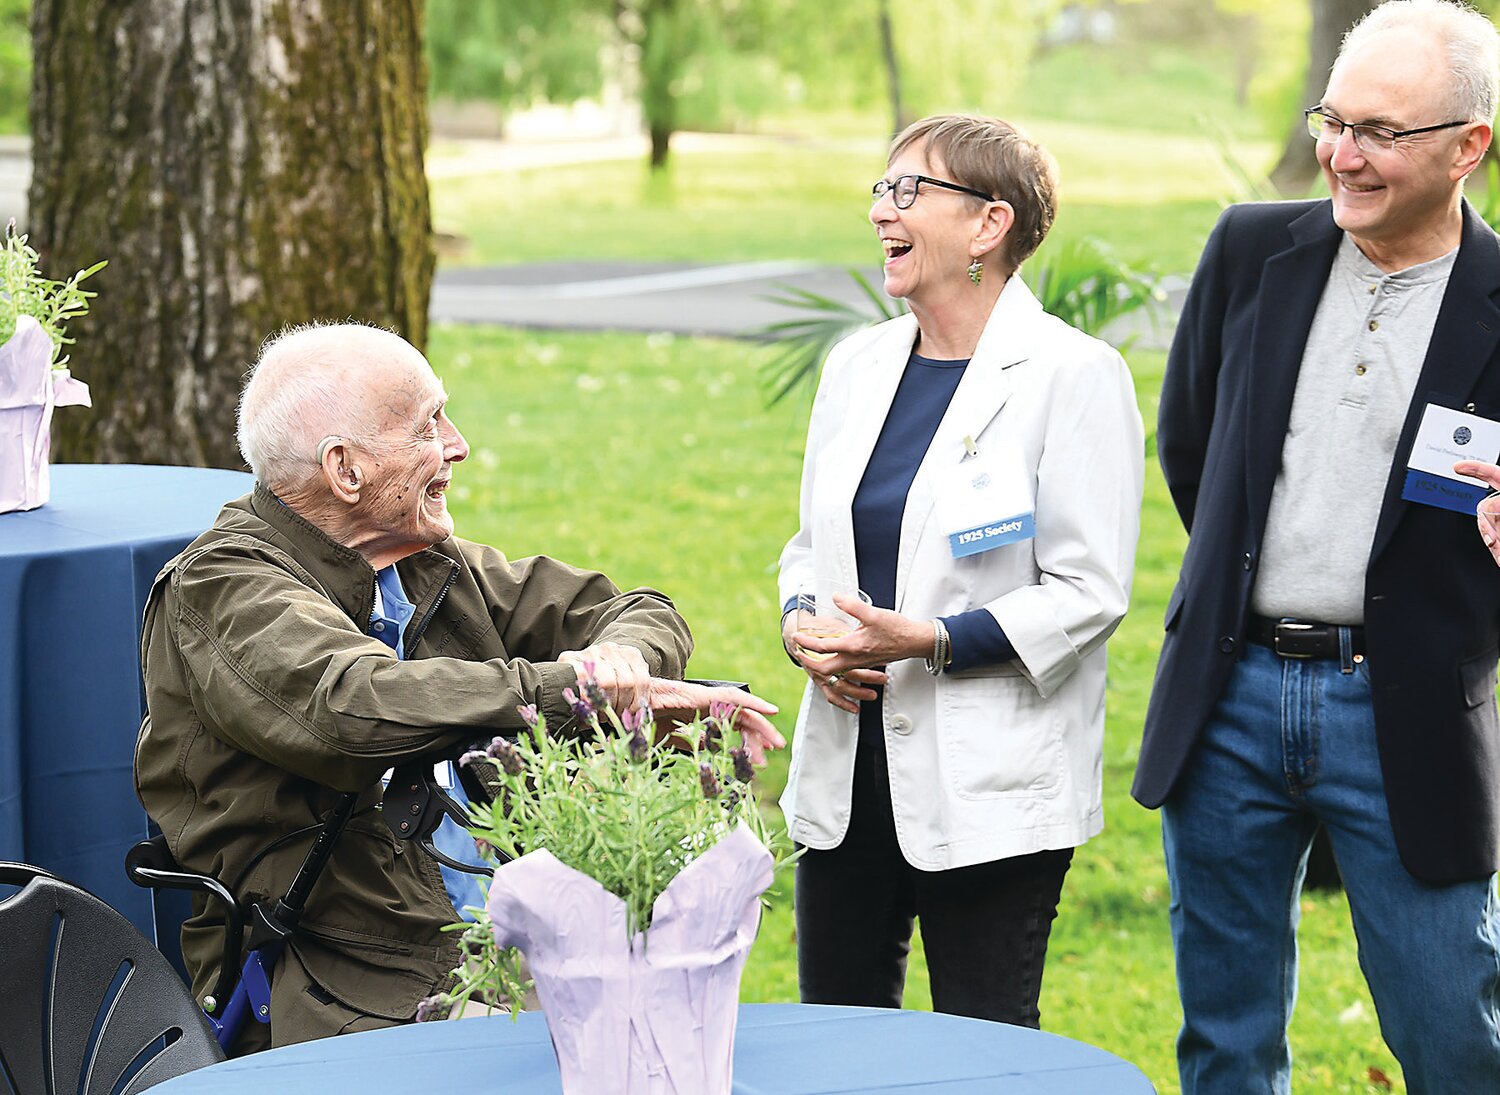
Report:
0,863,225,1095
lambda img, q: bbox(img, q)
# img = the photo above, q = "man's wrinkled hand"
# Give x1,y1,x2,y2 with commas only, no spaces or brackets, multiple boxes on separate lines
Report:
645,678,785,767
559,643,651,710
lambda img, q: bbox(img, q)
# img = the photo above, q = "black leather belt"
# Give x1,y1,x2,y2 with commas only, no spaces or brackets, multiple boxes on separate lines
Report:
1248,616,1365,660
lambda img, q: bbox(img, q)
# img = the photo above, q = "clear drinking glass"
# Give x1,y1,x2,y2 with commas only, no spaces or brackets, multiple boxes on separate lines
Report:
794,579,872,663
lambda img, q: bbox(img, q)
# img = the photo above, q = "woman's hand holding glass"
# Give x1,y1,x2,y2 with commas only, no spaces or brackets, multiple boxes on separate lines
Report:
787,582,935,714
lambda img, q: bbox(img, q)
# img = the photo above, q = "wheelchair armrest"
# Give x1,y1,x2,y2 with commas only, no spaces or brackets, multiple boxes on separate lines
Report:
127,835,245,1014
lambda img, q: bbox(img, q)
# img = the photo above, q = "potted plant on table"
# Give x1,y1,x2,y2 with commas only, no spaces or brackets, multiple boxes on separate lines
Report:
424,677,795,1095
0,223,105,513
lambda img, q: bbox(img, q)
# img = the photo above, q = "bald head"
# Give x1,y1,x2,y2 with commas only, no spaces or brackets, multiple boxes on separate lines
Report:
237,323,430,493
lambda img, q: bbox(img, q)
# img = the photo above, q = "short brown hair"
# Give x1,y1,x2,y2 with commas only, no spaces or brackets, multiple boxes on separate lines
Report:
889,114,1058,272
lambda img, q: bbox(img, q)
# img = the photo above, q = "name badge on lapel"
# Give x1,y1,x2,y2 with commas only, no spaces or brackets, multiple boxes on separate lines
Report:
1401,403,1500,514
935,437,1034,558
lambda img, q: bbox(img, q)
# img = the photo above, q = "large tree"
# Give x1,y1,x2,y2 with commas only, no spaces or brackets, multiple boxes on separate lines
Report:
31,0,434,468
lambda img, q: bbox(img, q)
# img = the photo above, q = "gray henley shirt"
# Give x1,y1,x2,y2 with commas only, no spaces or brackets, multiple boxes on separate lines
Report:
1250,234,1456,624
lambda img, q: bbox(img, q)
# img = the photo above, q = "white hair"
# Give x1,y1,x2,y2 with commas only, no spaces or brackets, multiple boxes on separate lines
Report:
1341,0,1500,123
236,322,411,492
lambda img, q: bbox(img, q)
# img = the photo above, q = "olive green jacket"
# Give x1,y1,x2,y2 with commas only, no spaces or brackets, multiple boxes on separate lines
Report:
135,486,691,1046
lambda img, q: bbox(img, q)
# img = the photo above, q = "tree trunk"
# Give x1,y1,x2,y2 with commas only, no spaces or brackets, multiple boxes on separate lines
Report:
1268,0,1378,197
30,0,434,469
636,0,680,172
877,0,909,141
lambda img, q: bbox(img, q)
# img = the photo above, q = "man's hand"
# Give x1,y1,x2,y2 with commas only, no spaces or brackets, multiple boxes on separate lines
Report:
558,643,651,710
645,678,785,766
1454,460,1500,566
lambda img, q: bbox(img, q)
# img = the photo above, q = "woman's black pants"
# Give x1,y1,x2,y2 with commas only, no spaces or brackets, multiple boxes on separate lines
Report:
794,725,1073,1027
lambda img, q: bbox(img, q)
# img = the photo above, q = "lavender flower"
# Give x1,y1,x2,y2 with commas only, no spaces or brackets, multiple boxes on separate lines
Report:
563,686,595,722
620,703,646,733
415,993,450,1022
584,678,611,714
487,735,525,776
699,761,721,799
457,749,487,769
730,746,754,784
617,702,650,761
516,703,540,729
699,721,723,754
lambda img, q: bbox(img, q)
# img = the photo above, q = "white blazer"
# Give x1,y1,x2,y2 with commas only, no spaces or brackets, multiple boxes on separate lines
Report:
777,276,1144,870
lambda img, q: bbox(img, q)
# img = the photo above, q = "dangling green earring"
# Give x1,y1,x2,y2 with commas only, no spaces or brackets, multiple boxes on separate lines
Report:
967,259,983,286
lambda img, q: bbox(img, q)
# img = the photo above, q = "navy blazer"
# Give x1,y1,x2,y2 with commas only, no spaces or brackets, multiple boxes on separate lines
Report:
1134,199,1500,883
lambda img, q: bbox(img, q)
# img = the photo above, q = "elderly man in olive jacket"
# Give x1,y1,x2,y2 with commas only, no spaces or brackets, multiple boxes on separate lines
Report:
135,323,782,1054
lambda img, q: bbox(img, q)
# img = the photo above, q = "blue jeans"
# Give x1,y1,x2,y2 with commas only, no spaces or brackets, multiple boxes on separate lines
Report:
1163,641,1500,1094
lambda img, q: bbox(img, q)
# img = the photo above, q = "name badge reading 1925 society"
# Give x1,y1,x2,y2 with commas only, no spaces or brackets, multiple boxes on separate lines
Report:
935,440,1035,559
1401,403,1500,515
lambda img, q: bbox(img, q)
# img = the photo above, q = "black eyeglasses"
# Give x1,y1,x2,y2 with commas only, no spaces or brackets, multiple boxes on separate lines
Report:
1304,107,1470,153
872,174,996,209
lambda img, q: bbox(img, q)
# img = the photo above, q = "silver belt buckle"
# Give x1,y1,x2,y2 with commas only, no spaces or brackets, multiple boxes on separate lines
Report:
1273,621,1317,659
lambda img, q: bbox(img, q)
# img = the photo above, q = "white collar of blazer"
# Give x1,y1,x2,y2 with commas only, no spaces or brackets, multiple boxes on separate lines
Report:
839,273,1044,473
819,275,1048,612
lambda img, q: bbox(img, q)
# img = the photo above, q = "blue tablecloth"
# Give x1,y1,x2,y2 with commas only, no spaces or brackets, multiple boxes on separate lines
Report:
0,464,253,942
148,1003,1155,1093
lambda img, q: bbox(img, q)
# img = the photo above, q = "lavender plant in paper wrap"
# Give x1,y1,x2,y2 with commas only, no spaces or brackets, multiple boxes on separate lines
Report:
432,683,795,1095
0,226,105,512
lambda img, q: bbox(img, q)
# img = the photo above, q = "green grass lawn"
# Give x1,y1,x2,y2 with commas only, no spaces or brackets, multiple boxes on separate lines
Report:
432,322,1406,1094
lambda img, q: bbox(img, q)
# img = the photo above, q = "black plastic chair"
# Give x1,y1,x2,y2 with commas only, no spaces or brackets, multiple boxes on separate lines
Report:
0,862,225,1094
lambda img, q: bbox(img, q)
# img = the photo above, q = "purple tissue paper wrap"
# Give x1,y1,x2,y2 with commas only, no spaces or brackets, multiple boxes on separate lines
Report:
0,315,89,513
486,824,775,1095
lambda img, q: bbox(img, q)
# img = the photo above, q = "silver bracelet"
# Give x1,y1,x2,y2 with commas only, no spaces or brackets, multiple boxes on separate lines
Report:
925,618,950,676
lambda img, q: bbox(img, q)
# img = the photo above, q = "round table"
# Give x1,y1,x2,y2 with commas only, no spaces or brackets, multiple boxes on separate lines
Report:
147,1003,1156,1093
0,464,253,945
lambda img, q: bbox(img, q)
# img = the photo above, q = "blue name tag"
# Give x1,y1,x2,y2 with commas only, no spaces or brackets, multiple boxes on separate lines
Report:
1400,469,1487,514
948,512,1035,557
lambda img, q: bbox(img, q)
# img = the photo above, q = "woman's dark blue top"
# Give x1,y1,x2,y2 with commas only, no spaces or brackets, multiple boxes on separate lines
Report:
851,351,1016,677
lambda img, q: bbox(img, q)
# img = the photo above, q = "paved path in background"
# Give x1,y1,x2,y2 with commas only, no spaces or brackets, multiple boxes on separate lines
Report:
431,260,1184,349
431,260,898,340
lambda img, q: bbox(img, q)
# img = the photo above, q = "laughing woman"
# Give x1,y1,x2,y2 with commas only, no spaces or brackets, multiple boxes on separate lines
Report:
777,115,1144,1025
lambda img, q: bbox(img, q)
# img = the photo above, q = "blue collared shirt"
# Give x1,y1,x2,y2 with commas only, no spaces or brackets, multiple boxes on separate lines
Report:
369,565,487,919
369,565,415,658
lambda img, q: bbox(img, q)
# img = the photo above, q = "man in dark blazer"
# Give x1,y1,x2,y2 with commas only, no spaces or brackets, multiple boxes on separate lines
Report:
1134,2,1500,1091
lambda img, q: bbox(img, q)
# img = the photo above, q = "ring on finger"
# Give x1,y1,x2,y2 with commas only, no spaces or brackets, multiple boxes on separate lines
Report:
826,673,841,685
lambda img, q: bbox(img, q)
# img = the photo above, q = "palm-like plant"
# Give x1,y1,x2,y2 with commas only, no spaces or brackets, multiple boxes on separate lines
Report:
1026,236,1166,345
757,269,908,406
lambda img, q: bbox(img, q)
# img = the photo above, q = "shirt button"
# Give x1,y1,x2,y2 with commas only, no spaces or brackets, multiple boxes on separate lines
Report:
1243,552,1253,571
1355,363,1368,376
890,714,913,735
1467,403,1478,413
373,621,385,632
1219,636,1236,654
1368,320,1379,332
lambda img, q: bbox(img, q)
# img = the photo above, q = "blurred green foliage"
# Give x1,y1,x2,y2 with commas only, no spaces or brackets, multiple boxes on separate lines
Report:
426,0,607,109
425,0,1057,166
0,0,29,134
